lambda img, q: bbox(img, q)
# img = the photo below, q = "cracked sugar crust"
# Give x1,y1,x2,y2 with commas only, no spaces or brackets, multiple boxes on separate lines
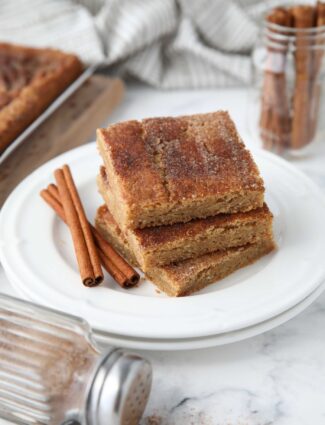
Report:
97,111,264,210
97,111,265,229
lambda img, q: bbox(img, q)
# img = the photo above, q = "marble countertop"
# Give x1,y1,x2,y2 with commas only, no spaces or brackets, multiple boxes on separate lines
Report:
1,83,325,425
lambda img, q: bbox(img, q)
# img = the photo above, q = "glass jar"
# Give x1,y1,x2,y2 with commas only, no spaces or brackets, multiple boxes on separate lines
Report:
0,294,152,425
250,13,325,156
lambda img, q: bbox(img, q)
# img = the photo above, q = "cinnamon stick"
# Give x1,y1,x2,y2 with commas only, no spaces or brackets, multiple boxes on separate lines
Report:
259,7,292,151
62,165,103,283
41,184,139,288
309,1,325,141
315,2,325,72
290,5,316,149
54,167,103,287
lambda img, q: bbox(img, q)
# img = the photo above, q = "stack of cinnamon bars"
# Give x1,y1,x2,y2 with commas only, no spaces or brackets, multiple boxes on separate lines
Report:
95,111,275,296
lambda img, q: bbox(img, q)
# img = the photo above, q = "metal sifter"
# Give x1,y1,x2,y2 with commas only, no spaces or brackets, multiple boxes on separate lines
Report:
0,294,152,425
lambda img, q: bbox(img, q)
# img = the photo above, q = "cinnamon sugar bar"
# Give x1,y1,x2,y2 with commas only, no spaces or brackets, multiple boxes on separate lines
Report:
95,205,275,297
97,111,264,230
0,43,83,152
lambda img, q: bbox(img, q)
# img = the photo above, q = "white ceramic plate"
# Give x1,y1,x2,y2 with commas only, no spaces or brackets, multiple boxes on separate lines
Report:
5,266,323,351
1,143,325,340
92,281,325,350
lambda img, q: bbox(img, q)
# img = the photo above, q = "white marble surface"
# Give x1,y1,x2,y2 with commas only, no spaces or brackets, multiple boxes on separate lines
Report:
1,83,325,424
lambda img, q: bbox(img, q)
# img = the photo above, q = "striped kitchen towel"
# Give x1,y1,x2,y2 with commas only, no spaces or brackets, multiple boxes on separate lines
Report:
0,0,310,88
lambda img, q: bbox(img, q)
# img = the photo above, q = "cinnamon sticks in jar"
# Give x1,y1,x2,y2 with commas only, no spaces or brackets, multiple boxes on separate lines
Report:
260,7,292,150
291,5,316,149
259,2,325,153
40,165,140,289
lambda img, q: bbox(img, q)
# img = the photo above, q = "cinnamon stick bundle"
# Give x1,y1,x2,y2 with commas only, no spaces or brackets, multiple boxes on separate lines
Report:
40,182,139,288
290,5,316,149
260,7,292,151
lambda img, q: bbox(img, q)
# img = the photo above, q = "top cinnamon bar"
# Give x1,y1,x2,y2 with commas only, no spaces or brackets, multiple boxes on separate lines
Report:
97,111,264,230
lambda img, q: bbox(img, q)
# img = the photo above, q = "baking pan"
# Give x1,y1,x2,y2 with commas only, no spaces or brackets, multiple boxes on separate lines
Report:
0,65,97,165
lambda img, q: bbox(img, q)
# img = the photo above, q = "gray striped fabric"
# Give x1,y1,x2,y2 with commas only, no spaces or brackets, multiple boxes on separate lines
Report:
0,0,311,88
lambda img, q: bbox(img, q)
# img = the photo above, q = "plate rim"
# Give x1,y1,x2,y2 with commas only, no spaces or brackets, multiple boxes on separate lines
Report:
93,281,325,350
8,266,324,350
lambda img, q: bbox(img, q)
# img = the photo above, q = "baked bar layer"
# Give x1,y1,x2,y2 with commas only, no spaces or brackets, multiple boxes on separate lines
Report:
0,43,83,152
147,240,274,296
97,111,264,230
95,205,275,297
97,170,273,269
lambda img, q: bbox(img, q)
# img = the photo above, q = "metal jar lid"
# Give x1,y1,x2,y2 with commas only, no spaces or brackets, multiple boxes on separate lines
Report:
86,349,152,425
